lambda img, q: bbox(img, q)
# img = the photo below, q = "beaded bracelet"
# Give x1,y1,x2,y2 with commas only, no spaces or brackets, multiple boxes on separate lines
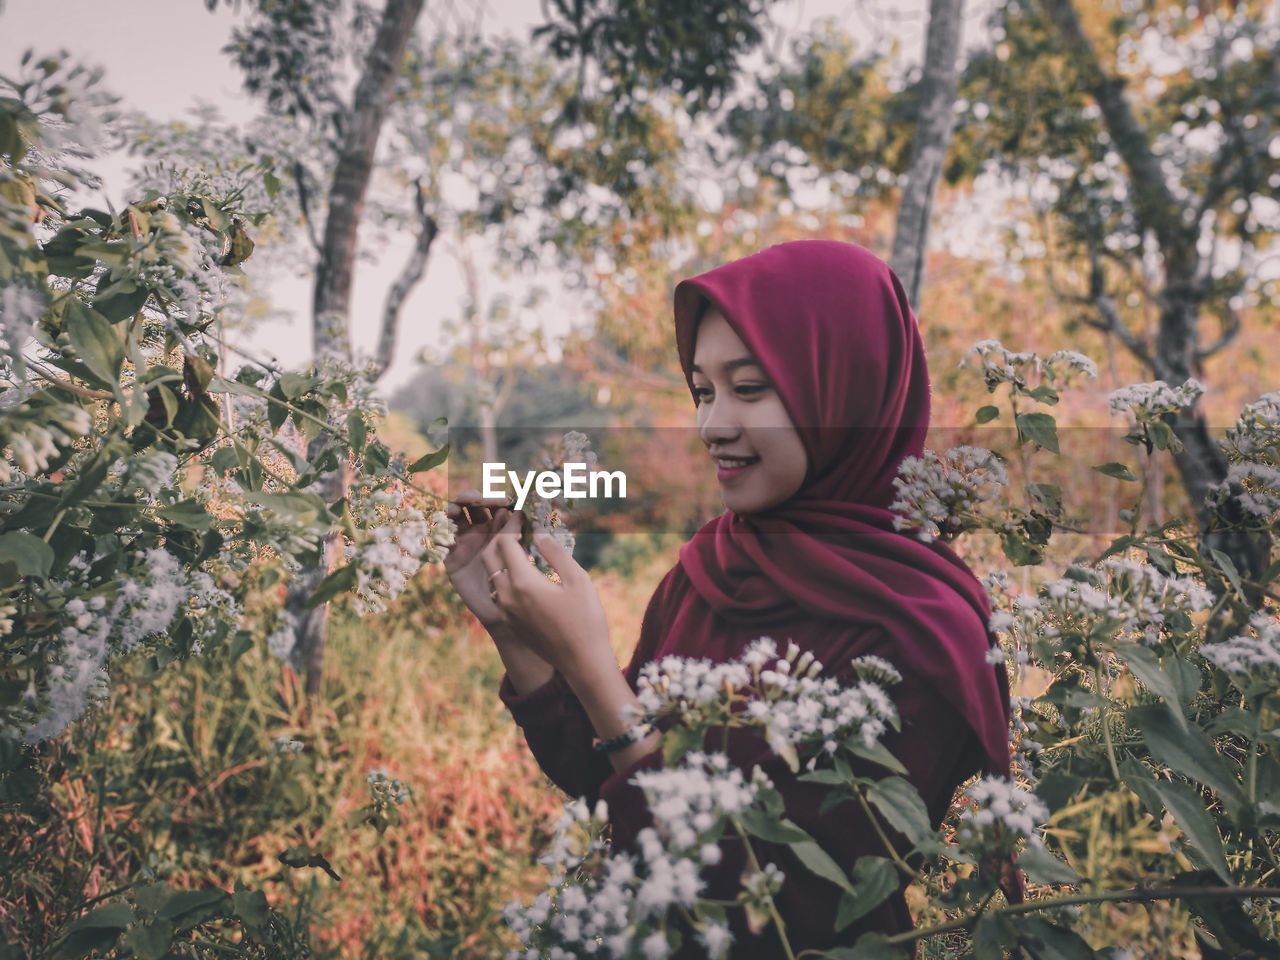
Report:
592,714,656,754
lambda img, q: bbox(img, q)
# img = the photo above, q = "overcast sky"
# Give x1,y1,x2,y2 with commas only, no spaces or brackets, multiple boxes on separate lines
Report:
0,0,995,395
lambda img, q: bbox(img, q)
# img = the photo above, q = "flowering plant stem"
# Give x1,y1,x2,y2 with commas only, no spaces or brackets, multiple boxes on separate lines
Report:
882,884,1280,948
1091,662,1122,784
730,817,798,960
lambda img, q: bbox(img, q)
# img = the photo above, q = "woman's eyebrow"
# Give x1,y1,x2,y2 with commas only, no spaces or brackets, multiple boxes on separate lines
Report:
690,357,762,374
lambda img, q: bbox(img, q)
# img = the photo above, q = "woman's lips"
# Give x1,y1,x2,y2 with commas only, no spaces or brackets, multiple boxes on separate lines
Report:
714,456,759,480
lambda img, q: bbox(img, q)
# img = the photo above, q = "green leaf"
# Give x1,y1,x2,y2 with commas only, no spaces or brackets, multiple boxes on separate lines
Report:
737,809,811,845
408,443,449,473
1148,778,1232,884
834,856,897,930
93,276,149,322
0,531,54,578
210,445,238,477
132,882,171,913
1028,384,1060,405
262,167,281,199
229,630,254,663
64,901,134,932
347,411,366,455
1210,549,1246,602
65,300,123,388
156,500,214,532
123,921,174,960
865,778,934,851
975,404,1000,424
833,934,902,959
208,374,262,397
1012,917,1095,959
157,887,228,922
267,380,290,433
1034,769,1084,812
1130,705,1246,813
843,737,908,776
199,196,228,231
242,491,329,523
792,840,855,896
1116,643,1185,725
1029,482,1062,514
1090,461,1136,481
1016,844,1081,886
231,881,271,939
278,372,319,400
304,564,359,610
1015,412,1059,453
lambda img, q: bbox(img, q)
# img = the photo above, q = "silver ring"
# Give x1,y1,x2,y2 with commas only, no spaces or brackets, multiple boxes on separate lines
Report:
487,568,509,585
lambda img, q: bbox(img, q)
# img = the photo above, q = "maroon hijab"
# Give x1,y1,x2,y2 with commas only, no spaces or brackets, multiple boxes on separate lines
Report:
670,240,1011,775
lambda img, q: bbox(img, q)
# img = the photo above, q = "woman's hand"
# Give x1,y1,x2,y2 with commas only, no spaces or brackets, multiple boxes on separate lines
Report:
443,490,520,630
476,510,657,769
480,512,614,686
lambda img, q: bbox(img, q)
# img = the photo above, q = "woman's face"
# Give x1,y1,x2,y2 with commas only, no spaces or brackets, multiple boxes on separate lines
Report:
691,307,809,514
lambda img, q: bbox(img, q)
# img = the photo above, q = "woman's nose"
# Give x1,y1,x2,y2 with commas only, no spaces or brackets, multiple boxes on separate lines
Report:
698,399,741,445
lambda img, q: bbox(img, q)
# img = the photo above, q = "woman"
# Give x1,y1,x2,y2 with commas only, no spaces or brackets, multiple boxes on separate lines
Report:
444,240,1012,955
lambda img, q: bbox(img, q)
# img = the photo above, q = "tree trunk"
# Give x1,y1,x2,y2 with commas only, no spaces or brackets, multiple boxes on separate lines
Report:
889,0,965,310
289,0,427,698
1038,0,1271,601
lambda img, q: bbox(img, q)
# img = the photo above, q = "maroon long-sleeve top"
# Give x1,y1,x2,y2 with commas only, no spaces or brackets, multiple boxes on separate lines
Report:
500,562,988,957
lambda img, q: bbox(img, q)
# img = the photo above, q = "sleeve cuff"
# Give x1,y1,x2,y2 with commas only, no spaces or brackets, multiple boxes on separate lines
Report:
498,670,577,727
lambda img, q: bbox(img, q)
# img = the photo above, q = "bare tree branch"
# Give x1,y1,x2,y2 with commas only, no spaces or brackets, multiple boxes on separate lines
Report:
1195,301,1242,362
291,0,427,699
292,159,323,255
312,0,428,362
372,183,438,382
889,0,964,309
1039,0,1194,272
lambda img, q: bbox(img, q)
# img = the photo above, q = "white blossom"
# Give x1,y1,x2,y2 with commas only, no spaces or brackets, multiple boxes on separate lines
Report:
1201,612,1280,696
890,445,1010,543
1108,379,1204,420
958,776,1049,851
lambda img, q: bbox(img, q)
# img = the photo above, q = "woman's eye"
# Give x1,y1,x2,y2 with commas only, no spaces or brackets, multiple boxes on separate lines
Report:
691,387,711,403
734,384,768,396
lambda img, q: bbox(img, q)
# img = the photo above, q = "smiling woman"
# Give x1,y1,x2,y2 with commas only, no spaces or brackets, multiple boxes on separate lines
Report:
445,240,1012,958
690,306,808,515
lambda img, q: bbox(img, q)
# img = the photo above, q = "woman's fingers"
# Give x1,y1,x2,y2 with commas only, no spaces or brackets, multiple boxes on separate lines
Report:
530,529,580,585
480,511,526,603
450,490,516,528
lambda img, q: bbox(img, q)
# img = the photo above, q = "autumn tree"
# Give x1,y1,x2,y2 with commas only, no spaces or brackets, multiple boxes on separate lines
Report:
952,0,1279,592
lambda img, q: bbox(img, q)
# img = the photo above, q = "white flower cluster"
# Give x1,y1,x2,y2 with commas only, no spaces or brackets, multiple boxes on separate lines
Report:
1200,612,1280,696
342,485,456,615
0,401,92,484
1206,462,1280,525
504,760,748,960
959,339,1041,386
1035,558,1214,645
271,734,304,755
0,282,44,379
121,450,180,498
265,609,299,663
637,638,899,764
958,776,1049,852
1107,379,1204,420
959,340,1096,388
366,769,410,806
525,431,603,572
890,445,1010,543
1043,350,1100,385
1219,391,1280,467
13,547,237,742
633,751,757,852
